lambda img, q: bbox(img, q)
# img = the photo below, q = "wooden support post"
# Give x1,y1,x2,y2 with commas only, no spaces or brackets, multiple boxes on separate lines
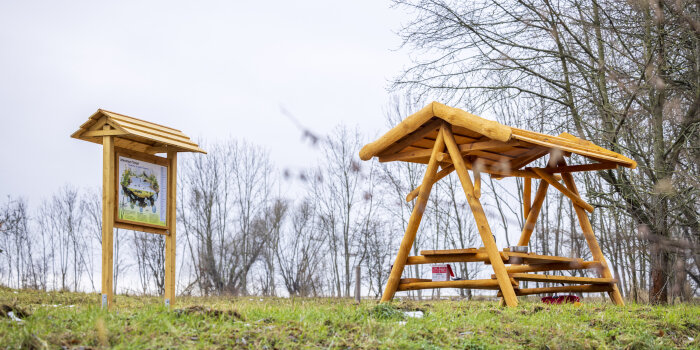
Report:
380,130,444,302
561,172,625,306
164,151,177,307
442,124,518,307
523,177,531,219
531,168,595,213
516,180,549,246
101,126,115,309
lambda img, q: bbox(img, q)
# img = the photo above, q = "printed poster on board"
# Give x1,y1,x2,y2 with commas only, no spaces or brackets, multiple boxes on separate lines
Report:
117,156,168,227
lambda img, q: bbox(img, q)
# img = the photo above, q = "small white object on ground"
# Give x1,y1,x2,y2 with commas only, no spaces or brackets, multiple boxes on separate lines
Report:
7,311,23,323
403,311,424,318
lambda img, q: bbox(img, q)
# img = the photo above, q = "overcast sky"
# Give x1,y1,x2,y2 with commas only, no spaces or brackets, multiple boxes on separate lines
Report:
0,0,413,205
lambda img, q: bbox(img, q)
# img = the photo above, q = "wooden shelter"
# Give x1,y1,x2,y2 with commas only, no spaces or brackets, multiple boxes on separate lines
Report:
360,102,635,307
72,109,205,308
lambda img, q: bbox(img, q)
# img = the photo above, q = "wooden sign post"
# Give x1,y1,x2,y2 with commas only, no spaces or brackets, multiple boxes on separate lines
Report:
72,109,205,309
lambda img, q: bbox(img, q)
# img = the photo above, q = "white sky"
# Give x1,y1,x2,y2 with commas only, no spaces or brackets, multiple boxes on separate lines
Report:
0,0,413,205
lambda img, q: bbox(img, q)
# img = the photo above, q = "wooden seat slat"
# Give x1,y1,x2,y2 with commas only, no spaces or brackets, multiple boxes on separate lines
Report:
420,248,479,256
503,273,616,285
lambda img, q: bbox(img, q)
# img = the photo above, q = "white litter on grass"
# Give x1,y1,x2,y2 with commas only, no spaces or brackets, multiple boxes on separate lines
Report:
689,337,694,342
7,311,23,323
398,321,407,326
403,311,424,318
460,331,474,336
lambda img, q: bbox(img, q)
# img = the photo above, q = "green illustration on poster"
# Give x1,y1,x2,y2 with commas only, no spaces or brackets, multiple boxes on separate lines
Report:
117,156,167,227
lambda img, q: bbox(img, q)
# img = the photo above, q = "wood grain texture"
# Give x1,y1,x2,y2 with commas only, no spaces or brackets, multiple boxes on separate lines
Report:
516,180,549,246
561,172,625,305
380,129,445,302
532,168,594,213
164,151,177,306
101,127,115,308
442,124,518,307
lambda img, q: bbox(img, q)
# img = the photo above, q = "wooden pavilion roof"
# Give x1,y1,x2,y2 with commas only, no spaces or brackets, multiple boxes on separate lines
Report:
71,109,206,154
360,102,636,174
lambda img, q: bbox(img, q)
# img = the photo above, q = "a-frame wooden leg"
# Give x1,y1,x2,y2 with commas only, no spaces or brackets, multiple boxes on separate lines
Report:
442,125,518,307
380,129,444,302
561,172,624,306
516,180,549,246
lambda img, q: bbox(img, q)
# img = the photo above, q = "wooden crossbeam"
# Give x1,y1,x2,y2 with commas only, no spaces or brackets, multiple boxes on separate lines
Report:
505,273,616,285
398,279,504,291
406,253,492,265
516,180,549,246
531,168,594,213
505,252,578,265
421,248,478,255
505,260,602,274
498,284,614,296
537,163,618,173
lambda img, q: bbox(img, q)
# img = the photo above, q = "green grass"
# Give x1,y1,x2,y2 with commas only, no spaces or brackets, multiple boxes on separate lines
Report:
0,287,698,349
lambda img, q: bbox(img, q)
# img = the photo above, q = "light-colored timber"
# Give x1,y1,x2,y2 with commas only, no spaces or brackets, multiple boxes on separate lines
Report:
73,109,205,309
498,284,614,296
380,130,445,302
505,260,602,273
405,253,493,265
398,279,503,291
523,177,531,219
421,248,479,255
359,102,633,307
505,273,616,285
101,126,115,309
531,168,594,213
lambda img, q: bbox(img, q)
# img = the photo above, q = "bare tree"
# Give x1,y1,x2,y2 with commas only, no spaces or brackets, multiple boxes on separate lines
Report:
392,0,700,302
276,199,326,296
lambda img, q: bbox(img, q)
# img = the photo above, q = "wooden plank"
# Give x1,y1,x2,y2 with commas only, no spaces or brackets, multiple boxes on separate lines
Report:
101,126,115,309
516,180,549,246
380,129,444,302
531,168,594,213
511,131,635,168
538,163,618,173
360,104,435,160
164,151,177,307
406,253,492,265
442,124,518,307
458,140,524,153
561,171,625,305
114,221,169,235
379,148,433,162
506,260,602,273
506,252,578,265
100,109,186,134
421,248,478,256
399,278,432,284
398,279,503,291
511,147,549,169
498,284,614,296
506,273,616,285
81,129,128,137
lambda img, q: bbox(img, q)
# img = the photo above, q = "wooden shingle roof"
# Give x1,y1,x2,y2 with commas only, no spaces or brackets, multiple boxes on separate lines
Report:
71,109,206,154
360,102,636,172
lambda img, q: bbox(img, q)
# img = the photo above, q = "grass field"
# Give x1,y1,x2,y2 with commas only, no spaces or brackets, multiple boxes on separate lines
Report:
0,287,698,349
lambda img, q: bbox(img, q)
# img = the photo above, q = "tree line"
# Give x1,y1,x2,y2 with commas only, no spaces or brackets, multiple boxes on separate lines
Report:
1,0,698,304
